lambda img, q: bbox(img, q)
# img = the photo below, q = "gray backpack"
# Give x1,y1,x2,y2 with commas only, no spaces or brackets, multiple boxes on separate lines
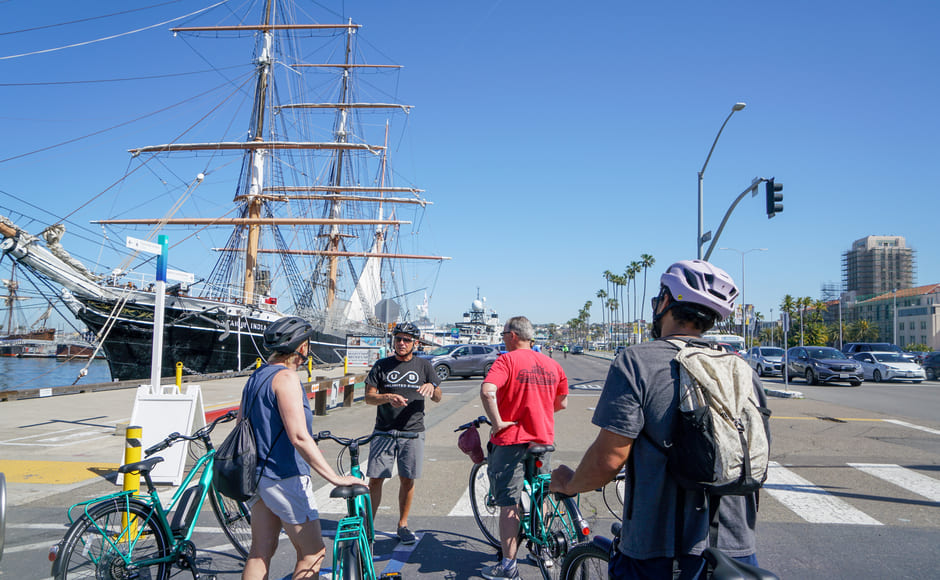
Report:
660,338,771,495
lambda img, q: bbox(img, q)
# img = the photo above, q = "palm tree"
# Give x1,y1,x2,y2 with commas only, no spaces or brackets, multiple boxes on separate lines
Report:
596,289,608,344
628,261,641,343
639,254,655,334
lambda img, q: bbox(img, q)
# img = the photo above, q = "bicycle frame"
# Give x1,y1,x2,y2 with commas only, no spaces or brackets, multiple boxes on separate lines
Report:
53,411,243,579
332,455,377,580
520,458,585,556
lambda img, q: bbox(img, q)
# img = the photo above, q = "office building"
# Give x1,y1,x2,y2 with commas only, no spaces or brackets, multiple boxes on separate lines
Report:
841,235,915,299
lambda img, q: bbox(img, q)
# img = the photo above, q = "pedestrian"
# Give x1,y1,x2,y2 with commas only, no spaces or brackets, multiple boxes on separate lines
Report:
550,260,767,579
364,321,442,545
242,317,364,580
479,316,569,580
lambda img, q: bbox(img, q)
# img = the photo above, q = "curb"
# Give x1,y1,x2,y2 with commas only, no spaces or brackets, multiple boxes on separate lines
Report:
765,388,805,399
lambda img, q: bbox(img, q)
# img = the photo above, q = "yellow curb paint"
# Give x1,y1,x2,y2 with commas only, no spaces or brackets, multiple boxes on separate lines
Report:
0,459,119,484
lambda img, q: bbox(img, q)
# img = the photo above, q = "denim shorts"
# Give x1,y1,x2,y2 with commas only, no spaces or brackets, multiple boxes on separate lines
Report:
366,431,425,479
249,474,319,525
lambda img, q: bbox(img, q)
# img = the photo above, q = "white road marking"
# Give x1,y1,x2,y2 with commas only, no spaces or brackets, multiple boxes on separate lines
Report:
763,461,882,525
848,463,940,502
882,419,940,436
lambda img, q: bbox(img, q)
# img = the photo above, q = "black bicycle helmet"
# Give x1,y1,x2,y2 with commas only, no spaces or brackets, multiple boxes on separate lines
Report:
392,321,420,339
263,316,315,353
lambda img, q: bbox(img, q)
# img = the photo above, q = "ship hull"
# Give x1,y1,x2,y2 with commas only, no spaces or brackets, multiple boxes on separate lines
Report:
72,294,347,381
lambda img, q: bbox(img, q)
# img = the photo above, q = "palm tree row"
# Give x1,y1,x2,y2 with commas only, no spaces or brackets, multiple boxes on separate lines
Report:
759,294,884,349
596,254,655,346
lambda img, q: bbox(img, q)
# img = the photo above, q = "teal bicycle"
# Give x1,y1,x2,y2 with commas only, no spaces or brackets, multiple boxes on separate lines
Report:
313,429,411,580
50,410,252,580
457,416,590,580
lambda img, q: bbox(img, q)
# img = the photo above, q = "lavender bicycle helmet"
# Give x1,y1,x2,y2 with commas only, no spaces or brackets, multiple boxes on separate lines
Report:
659,260,738,320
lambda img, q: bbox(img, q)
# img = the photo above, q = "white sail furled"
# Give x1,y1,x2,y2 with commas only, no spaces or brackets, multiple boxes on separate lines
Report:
343,234,385,325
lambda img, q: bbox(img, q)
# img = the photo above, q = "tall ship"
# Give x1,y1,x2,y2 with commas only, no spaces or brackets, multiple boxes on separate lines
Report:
0,2,447,380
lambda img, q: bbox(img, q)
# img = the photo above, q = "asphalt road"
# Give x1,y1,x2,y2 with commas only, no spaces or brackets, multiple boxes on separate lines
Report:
2,352,939,579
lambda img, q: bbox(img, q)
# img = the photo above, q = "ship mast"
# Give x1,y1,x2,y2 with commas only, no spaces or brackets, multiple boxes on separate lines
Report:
324,19,356,310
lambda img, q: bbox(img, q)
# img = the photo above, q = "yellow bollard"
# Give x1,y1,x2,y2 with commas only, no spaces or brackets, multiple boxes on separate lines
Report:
344,356,348,375
122,426,142,538
256,357,262,369
175,362,183,392
307,356,313,381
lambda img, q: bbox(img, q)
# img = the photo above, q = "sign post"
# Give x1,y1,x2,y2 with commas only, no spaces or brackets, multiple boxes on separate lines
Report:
121,235,203,485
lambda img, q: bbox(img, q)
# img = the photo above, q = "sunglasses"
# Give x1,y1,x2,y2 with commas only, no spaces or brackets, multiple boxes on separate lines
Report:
393,336,415,343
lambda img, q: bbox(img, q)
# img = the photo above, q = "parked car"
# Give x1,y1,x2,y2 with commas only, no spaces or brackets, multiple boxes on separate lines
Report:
922,352,940,381
716,342,742,356
416,344,458,359
850,352,926,383
785,346,863,386
745,346,785,377
842,342,915,361
571,345,584,354
430,343,500,381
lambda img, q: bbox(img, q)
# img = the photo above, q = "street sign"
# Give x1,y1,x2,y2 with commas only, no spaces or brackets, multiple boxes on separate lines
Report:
126,236,162,255
167,268,195,283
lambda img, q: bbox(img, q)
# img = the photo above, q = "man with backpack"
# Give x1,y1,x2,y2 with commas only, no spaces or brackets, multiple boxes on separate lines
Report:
551,260,770,579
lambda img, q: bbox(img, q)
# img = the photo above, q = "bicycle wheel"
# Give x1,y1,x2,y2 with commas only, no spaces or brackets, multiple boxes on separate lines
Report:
560,541,609,580
535,494,588,580
468,460,500,547
209,486,252,558
338,541,362,580
55,497,170,580
602,475,625,520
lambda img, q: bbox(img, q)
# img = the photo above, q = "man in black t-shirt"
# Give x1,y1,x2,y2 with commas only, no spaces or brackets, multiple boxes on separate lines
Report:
364,321,441,545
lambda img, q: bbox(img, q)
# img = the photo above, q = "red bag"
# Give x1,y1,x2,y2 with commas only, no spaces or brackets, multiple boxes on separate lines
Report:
457,425,485,464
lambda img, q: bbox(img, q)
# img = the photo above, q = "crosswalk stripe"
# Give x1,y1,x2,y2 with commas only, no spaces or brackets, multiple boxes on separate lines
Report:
448,485,474,516
764,461,882,525
881,419,940,436
848,463,940,502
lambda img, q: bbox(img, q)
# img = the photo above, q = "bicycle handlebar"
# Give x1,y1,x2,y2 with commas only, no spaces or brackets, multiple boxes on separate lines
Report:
454,415,491,432
144,409,238,456
313,430,419,447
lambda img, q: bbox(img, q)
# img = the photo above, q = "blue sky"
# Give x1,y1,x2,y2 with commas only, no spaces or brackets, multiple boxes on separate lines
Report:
1,0,938,331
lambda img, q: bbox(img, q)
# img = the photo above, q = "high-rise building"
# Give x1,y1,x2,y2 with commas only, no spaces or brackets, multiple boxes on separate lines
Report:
842,235,916,299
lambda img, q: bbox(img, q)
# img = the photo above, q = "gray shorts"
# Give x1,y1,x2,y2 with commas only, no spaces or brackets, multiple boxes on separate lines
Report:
248,474,319,525
486,443,552,507
366,430,425,480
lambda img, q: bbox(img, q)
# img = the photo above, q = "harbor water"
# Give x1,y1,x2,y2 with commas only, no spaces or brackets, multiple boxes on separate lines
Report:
0,357,112,391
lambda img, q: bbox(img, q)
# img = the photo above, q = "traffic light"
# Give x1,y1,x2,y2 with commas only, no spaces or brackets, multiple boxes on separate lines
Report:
765,178,783,218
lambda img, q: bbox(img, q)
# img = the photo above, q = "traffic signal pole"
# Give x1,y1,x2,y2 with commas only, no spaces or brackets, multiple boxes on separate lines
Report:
702,177,777,261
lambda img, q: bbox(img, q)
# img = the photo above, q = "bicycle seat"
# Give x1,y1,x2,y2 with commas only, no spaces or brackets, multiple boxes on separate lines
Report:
526,444,555,456
703,547,779,580
329,484,370,499
119,457,164,475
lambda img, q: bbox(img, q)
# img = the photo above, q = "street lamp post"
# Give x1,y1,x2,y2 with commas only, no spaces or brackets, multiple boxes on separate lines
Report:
719,247,767,348
698,102,746,260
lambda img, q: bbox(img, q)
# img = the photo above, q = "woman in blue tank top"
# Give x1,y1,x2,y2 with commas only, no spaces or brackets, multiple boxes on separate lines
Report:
243,317,364,580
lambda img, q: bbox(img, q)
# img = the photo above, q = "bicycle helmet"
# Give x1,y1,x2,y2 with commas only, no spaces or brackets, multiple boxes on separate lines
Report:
659,260,738,320
263,316,315,353
392,321,420,339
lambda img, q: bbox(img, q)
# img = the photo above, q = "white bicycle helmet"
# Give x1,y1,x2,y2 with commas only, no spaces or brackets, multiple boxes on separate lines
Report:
659,260,738,320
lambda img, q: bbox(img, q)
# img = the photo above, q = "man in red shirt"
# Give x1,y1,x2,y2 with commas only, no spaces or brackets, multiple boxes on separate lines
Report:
479,316,568,580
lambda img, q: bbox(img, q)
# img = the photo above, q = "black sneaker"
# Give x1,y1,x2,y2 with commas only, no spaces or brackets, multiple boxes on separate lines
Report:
397,526,416,545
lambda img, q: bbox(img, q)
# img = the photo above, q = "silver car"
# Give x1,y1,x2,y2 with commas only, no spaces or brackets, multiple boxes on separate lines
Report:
851,352,926,383
746,346,785,377
430,344,500,381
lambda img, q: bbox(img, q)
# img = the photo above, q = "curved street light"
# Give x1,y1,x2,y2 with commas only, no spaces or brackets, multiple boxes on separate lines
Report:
719,246,766,348
698,102,746,260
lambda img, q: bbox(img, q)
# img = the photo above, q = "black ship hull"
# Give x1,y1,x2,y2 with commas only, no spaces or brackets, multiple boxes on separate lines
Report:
72,295,347,381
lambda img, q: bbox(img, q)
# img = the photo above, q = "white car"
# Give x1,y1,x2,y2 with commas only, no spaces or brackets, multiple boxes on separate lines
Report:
851,352,926,383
